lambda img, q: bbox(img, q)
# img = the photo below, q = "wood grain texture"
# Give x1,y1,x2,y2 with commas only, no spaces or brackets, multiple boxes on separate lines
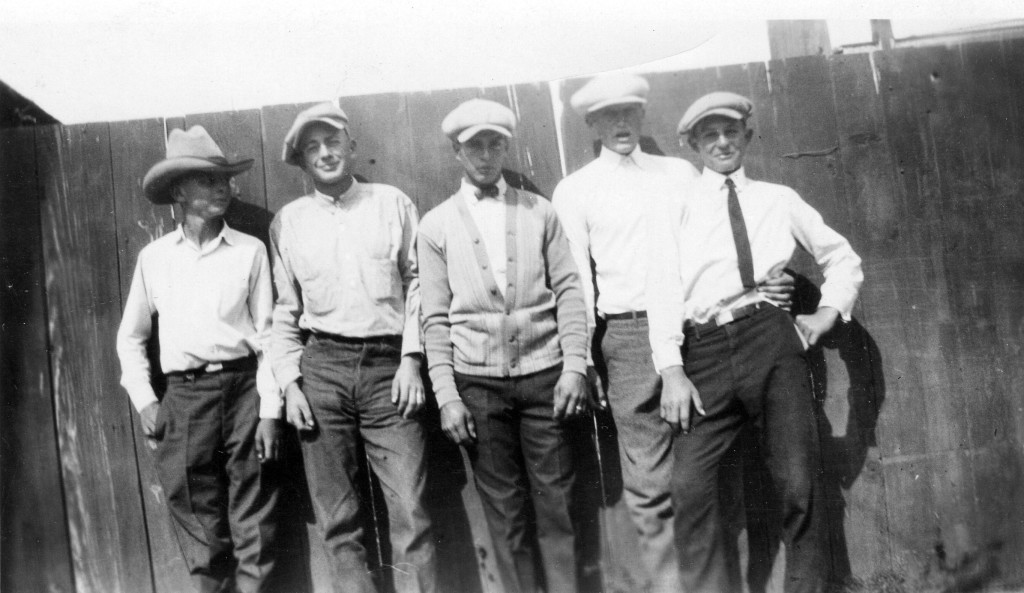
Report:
36,122,154,593
0,127,76,593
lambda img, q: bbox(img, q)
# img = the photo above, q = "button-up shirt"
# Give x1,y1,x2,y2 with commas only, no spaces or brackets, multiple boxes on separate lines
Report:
116,223,280,418
460,177,509,297
647,167,863,371
270,180,422,389
552,146,698,358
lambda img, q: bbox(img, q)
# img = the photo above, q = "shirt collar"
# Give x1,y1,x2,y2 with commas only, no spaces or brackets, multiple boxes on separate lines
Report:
172,220,235,250
598,144,647,170
459,175,508,205
313,178,361,207
699,166,749,192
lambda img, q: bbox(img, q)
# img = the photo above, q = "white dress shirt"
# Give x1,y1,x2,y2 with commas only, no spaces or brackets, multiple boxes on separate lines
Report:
460,176,508,297
647,166,863,371
116,223,280,418
552,146,698,356
270,180,422,390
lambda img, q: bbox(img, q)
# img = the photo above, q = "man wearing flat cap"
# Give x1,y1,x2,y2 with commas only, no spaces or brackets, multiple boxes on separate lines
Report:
647,92,863,593
552,73,794,593
270,101,435,593
419,98,589,593
117,125,281,593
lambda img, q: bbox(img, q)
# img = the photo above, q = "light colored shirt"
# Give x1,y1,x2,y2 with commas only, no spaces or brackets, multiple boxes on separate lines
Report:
551,146,699,358
269,180,422,389
419,183,589,408
460,177,508,297
647,166,863,371
116,223,281,418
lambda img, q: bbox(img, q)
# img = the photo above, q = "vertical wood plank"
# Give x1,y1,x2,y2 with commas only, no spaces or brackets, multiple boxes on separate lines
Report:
826,52,895,581
36,122,154,593
260,102,317,213
0,127,76,593
108,117,192,593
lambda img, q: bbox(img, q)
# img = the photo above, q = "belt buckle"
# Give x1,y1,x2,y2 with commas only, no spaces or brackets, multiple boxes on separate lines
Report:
206,362,223,373
715,308,735,326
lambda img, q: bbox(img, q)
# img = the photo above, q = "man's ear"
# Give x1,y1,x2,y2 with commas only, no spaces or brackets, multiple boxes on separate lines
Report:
349,138,357,153
744,127,754,143
686,134,699,152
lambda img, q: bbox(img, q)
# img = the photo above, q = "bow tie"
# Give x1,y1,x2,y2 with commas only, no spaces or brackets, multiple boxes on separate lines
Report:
474,184,500,199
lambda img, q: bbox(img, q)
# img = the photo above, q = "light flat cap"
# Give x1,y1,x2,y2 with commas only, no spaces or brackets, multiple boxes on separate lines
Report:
570,73,649,117
442,99,517,142
677,91,754,135
282,101,349,166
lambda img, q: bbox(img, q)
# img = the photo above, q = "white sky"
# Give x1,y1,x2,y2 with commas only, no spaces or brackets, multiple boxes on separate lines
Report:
1,1,1020,124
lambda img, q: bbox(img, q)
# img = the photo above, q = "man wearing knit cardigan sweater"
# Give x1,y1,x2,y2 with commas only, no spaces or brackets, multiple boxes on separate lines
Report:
418,98,589,593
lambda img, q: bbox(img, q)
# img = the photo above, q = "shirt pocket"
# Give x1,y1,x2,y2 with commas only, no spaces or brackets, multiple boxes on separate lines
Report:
218,269,251,319
364,258,401,302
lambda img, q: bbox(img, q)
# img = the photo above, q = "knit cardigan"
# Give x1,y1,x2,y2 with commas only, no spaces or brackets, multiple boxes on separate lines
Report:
418,186,588,408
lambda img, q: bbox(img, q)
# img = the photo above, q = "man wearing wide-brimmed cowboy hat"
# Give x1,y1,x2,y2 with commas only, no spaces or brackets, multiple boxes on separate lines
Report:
270,102,436,593
117,125,282,593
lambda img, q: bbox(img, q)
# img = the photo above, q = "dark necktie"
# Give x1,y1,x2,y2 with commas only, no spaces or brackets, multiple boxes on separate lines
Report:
474,184,499,199
725,177,756,289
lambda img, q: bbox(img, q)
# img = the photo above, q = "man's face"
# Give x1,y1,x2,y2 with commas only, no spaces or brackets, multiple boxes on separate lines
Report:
587,104,644,155
173,171,232,219
688,115,753,175
455,130,508,186
300,123,355,187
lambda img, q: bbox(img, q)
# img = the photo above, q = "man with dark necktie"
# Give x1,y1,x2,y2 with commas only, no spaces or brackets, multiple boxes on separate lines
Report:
647,92,864,593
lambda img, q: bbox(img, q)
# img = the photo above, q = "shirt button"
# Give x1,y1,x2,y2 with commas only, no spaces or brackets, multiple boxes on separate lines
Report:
490,288,498,295
474,238,481,244
506,309,512,315
482,264,488,270
509,335,515,343
510,361,517,368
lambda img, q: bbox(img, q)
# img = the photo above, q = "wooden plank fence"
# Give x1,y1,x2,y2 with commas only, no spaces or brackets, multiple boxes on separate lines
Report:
2,38,1024,593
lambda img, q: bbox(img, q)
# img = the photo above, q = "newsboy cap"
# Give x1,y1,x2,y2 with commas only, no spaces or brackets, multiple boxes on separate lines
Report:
570,73,649,117
142,126,253,205
282,102,349,167
677,91,754,136
442,99,517,143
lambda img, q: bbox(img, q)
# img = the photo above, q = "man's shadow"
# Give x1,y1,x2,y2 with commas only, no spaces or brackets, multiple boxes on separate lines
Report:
735,273,886,592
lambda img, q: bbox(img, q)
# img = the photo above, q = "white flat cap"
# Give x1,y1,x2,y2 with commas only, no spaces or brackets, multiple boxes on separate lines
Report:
677,92,754,135
442,99,517,142
282,102,349,166
570,73,649,117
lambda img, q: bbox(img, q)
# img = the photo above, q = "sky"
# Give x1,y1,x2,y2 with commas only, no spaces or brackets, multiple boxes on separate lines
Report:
1,1,1021,124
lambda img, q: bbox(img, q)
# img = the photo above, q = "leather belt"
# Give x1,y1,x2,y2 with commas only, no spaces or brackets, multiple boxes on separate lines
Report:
165,353,257,379
603,310,647,321
311,332,402,347
684,302,771,338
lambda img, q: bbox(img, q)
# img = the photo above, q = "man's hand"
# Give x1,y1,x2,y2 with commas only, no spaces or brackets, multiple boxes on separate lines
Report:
757,270,796,311
552,371,588,421
587,366,608,410
254,419,282,463
440,401,476,445
391,355,425,419
284,382,316,431
795,306,840,347
660,366,705,434
140,401,163,450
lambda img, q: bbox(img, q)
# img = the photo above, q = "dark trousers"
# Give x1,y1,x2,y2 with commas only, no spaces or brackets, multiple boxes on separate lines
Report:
673,305,827,593
156,366,279,593
600,317,679,593
299,335,436,593
455,365,577,593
